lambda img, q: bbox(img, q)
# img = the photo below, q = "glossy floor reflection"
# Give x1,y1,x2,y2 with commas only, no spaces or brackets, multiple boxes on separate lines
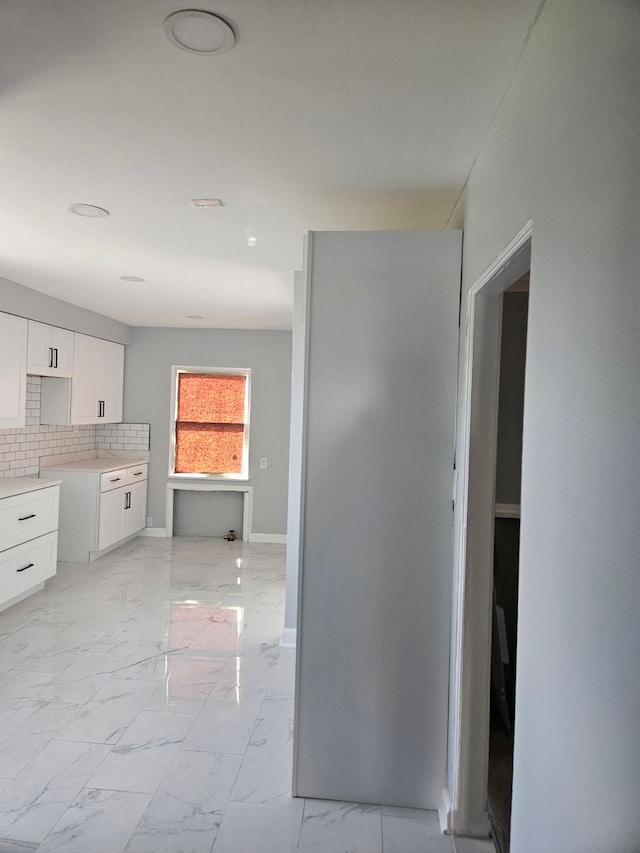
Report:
0,537,493,853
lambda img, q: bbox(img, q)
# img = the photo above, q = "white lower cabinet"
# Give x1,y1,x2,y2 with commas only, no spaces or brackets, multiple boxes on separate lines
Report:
0,534,58,606
97,480,147,551
0,481,60,612
39,460,147,562
98,487,127,551
124,480,147,538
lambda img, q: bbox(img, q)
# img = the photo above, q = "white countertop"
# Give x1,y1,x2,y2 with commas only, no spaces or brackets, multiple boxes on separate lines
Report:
39,458,147,474
0,477,62,498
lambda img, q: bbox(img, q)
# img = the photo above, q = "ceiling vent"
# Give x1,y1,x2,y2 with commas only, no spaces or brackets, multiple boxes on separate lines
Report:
164,11,235,56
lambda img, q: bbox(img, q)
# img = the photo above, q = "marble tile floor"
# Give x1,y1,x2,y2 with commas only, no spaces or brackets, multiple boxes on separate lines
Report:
0,536,494,853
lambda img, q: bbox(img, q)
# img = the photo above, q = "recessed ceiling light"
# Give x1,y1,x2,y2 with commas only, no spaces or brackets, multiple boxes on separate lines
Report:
186,314,204,320
190,198,225,208
68,203,109,218
164,10,235,56
247,236,258,247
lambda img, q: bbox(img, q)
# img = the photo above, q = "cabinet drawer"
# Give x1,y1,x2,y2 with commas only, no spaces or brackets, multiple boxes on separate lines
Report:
0,487,59,551
0,532,58,603
99,469,128,492
126,463,148,484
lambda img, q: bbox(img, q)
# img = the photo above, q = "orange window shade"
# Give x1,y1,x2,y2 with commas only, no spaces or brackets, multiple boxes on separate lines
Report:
175,423,244,474
177,373,246,424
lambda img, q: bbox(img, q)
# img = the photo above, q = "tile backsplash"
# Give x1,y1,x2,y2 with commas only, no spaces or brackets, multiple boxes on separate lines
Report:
95,422,150,453
0,376,149,478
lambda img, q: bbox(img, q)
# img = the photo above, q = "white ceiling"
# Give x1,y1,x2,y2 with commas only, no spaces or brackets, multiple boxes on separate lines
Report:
0,0,541,330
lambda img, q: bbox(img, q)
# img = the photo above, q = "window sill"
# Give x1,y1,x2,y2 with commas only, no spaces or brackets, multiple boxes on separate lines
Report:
168,474,249,483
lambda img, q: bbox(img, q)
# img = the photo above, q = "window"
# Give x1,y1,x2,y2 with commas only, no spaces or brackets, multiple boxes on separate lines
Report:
171,368,250,478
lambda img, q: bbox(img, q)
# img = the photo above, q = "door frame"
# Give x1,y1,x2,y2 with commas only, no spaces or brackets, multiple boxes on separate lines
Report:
440,221,532,837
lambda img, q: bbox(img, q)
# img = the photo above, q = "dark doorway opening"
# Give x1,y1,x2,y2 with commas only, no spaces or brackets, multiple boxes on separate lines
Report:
487,274,529,853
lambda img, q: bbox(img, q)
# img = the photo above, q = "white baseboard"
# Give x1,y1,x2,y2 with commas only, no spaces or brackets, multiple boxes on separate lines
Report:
249,533,287,544
280,627,297,648
439,786,491,841
139,527,167,538
439,788,453,835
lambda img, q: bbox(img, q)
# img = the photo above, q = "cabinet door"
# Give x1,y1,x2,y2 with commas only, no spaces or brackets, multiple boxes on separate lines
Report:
97,486,125,551
98,339,124,423
0,313,27,428
123,480,147,538
50,327,74,378
27,320,54,375
70,333,100,424
27,321,74,378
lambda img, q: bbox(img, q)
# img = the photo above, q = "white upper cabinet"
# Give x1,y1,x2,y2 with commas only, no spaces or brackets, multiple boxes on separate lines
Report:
0,312,27,428
27,321,74,378
40,333,124,425
96,338,124,422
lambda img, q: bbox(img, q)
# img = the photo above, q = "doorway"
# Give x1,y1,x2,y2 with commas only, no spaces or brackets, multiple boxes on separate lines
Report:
487,274,529,852
443,222,531,840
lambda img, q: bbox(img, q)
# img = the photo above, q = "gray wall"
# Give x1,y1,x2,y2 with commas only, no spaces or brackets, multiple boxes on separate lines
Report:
495,291,529,505
123,327,292,536
1,276,130,343
454,1,640,849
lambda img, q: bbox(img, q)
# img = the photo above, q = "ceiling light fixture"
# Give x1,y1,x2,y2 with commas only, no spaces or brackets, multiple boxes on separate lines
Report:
186,314,204,320
247,236,258,247
163,10,235,56
190,198,225,208
68,203,109,218
119,276,145,283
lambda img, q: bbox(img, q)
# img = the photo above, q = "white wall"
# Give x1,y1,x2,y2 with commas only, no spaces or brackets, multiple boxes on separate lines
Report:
123,327,292,537
294,230,461,808
283,271,306,644
456,2,640,849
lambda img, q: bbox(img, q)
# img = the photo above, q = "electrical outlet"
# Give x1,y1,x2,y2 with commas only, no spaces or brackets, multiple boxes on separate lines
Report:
146,516,152,527
260,457,268,469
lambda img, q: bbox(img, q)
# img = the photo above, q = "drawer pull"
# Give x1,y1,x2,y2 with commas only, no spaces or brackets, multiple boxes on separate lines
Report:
17,563,34,573
110,478,121,483
18,514,36,521
132,471,143,476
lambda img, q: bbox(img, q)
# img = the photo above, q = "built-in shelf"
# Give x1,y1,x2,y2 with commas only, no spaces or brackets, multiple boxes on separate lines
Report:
495,503,521,519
